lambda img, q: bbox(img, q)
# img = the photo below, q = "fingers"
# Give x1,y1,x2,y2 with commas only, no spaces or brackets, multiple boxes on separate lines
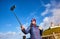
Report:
21,25,25,30
39,26,43,30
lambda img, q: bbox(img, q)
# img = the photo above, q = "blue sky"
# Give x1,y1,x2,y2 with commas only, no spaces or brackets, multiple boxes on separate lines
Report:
0,0,60,39
0,0,49,32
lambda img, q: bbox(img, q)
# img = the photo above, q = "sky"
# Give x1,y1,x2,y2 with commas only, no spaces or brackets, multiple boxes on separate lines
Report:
0,0,60,39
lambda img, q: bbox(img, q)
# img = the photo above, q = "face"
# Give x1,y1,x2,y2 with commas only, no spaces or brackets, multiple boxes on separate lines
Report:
31,21,36,25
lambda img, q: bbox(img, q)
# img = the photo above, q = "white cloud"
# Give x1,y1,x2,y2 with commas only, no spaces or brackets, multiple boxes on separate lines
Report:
43,17,49,22
41,4,51,16
50,9,60,25
0,26,30,39
16,26,21,31
41,9,49,16
16,26,30,39
40,17,50,30
49,0,60,25
40,0,60,30
50,0,60,9
44,3,51,9
0,31,24,39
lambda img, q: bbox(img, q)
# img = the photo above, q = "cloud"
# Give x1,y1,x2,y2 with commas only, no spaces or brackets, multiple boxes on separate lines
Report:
48,0,60,25
0,31,24,39
40,17,50,30
41,3,51,16
50,9,60,25
16,26,30,38
40,0,60,30
41,8,49,16
0,26,30,39
16,26,21,31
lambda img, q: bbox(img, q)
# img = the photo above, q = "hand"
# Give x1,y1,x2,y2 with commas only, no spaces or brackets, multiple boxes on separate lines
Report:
21,25,25,30
39,26,43,30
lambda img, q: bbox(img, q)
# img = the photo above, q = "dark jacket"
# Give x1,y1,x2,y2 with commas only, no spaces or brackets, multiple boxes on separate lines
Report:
22,25,43,39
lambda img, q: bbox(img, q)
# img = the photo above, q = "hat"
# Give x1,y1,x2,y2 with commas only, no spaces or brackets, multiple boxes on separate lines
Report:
31,18,36,22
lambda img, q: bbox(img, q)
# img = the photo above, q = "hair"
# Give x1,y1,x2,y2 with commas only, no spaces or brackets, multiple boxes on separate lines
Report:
31,18,36,22
30,23,33,27
30,18,36,27
30,22,36,28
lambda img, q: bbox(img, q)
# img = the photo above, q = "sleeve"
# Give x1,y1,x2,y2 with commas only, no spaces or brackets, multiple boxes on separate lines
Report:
40,29,43,36
38,26,43,36
22,26,30,34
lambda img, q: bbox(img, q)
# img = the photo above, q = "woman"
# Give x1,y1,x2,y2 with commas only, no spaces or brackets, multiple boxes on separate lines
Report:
21,18,43,39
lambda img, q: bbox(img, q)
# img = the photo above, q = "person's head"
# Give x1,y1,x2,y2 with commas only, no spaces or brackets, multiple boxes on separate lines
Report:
31,18,36,26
